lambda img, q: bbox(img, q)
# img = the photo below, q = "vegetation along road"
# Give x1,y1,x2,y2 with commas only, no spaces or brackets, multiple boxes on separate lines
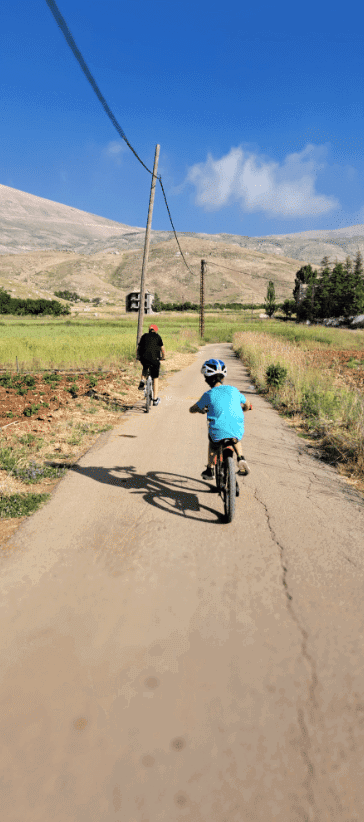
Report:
1,343,364,821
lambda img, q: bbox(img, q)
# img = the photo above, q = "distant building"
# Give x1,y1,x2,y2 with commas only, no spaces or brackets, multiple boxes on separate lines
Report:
125,288,154,313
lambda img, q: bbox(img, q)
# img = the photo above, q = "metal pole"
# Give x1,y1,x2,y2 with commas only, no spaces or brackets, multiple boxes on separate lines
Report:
136,144,160,347
199,259,205,337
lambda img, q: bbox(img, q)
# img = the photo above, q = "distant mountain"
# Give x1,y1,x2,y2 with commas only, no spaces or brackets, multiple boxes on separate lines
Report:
1,183,364,264
0,184,173,255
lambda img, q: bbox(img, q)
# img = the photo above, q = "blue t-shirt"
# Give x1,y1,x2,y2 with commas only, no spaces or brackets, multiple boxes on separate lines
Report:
196,384,247,442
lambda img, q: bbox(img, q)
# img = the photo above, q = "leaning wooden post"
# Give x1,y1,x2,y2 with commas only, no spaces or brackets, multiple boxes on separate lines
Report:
199,259,205,337
136,144,160,347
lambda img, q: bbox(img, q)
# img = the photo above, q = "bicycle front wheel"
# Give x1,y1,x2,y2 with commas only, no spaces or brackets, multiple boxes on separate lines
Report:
223,456,236,523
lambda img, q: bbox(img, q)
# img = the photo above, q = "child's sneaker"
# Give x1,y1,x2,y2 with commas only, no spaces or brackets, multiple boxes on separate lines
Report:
238,457,250,475
153,397,161,406
201,466,214,479
138,380,145,390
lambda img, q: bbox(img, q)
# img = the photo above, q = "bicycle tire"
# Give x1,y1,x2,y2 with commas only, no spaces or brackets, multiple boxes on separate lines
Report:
215,453,222,492
224,456,236,523
145,376,152,413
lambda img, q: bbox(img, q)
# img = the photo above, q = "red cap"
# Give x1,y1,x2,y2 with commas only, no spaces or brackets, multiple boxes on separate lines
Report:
149,324,158,332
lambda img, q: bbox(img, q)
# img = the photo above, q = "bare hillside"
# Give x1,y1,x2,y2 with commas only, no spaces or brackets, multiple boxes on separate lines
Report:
2,183,364,264
0,239,302,305
2,183,364,306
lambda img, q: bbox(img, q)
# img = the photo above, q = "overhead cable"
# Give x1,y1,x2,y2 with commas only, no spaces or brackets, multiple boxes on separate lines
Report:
206,259,248,275
45,0,153,174
45,0,198,278
158,178,196,276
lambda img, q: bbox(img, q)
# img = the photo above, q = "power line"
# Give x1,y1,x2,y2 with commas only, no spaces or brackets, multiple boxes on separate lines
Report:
44,0,153,174
205,259,249,275
158,178,196,276
44,0,198,280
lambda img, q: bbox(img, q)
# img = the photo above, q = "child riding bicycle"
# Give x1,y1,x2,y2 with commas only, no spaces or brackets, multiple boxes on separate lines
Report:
189,358,252,479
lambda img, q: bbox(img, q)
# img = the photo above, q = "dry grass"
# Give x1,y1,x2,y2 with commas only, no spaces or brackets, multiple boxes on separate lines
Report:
233,330,364,492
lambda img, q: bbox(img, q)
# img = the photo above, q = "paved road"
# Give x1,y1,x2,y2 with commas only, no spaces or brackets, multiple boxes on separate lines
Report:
1,343,364,821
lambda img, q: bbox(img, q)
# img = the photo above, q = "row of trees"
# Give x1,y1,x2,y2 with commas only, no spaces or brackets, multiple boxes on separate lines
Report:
0,289,70,316
262,251,364,321
293,252,364,321
54,290,101,305
152,294,266,312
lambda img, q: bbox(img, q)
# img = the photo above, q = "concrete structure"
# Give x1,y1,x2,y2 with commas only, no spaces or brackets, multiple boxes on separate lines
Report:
125,288,154,313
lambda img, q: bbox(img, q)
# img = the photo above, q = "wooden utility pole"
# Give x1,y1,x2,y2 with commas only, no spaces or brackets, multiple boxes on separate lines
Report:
136,144,160,346
199,259,205,337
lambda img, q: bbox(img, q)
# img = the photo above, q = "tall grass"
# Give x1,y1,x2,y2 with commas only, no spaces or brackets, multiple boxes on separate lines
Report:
0,316,201,370
1,313,364,371
233,330,364,481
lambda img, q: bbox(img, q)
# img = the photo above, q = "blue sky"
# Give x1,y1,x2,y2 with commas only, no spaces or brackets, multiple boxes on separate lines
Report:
2,0,364,237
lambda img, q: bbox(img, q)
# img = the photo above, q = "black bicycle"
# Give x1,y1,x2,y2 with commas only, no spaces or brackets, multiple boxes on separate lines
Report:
213,438,239,523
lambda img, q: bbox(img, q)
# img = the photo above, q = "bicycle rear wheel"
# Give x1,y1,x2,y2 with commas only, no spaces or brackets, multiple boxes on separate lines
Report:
215,453,222,492
223,456,236,523
145,376,152,413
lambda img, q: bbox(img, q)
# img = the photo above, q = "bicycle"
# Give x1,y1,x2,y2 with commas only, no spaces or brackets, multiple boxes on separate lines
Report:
213,438,240,523
144,369,153,413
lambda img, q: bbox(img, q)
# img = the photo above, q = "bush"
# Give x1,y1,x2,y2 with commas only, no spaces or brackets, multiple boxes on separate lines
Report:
266,363,288,389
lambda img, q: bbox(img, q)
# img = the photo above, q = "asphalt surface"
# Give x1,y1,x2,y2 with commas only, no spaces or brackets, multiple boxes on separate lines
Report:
1,343,364,821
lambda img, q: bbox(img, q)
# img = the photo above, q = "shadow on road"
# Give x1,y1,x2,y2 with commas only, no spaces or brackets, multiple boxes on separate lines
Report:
66,463,223,523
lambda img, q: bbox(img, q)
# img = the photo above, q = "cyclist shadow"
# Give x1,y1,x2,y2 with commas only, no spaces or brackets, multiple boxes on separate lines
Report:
68,463,224,524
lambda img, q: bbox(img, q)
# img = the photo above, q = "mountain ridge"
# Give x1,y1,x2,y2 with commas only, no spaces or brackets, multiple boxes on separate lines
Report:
1,183,364,264
1,184,364,308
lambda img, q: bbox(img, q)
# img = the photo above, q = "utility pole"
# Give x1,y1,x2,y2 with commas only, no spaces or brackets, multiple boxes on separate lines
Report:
199,259,205,337
136,144,160,347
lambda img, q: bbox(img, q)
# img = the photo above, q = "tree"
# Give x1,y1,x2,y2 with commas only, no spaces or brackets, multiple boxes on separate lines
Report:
152,292,162,312
348,251,364,316
264,281,276,317
292,253,364,322
281,299,296,318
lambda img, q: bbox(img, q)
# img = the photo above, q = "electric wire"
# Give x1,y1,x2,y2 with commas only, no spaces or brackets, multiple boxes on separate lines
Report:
158,177,196,276
44,0,198,279
205,259,248,275
44,0,153,174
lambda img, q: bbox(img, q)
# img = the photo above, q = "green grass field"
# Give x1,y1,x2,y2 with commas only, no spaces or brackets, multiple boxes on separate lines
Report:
0,314,364,371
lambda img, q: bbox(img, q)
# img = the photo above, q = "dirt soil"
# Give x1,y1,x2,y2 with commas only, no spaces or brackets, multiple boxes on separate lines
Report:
0,351,195,543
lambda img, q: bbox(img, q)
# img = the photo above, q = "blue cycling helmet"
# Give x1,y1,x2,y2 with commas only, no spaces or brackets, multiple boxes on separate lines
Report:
201,358,227,378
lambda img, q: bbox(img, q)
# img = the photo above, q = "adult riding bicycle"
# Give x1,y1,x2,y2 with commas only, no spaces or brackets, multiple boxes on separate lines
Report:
137,324,165,408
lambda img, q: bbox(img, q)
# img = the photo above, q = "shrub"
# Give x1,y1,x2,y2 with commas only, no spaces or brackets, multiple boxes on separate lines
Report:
266,363,288,389
23,404,40,417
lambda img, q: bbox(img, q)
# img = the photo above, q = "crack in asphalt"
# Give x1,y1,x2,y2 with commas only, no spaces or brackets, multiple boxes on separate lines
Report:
252,486,344,819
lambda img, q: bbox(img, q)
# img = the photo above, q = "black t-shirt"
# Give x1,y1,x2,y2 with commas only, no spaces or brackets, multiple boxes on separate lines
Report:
138,331,163,362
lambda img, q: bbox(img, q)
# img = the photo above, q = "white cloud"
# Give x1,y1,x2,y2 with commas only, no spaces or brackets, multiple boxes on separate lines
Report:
104,140,127,164
186,143,339,218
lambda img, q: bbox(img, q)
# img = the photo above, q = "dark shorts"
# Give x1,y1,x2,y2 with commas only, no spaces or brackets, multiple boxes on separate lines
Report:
141,359,160,379
208,434,239,448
